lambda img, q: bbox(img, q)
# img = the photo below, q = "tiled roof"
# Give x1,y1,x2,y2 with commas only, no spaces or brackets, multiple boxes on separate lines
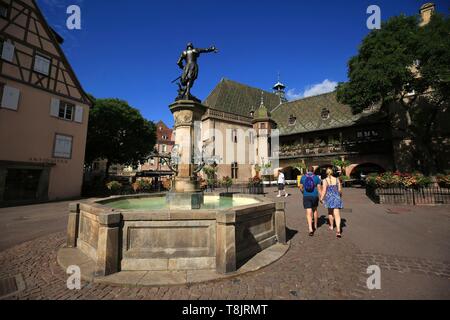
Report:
203,78,282,117
271,91,384,135
204,78,385,135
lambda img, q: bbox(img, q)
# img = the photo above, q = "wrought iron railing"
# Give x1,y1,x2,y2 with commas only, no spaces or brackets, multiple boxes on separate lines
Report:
366,185,450,205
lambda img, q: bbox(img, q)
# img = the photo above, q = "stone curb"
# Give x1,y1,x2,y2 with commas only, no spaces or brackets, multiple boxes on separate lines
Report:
57,242,290,287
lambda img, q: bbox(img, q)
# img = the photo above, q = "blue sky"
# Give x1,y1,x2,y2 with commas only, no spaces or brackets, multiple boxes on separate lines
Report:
37,0,449,127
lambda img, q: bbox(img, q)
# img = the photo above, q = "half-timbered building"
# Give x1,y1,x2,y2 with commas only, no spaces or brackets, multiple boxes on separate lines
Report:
0,0,92,205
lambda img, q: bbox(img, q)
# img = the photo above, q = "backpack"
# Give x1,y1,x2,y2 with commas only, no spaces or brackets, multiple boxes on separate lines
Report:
304,174,316,193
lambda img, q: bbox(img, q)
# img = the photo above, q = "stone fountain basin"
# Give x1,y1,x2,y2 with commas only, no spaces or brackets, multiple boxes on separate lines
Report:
60,193,288,286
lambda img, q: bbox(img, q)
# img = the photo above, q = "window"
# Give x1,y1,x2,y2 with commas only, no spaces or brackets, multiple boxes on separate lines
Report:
162,144,167,153
1,85,20,110
249,132,254,144
231,162,238,179
321,108,330,120
260,123,266,129
0,3,8,19
1,39,14,62
162,135,168,140
0,82,4,104
232,129,237,143
58,101,74,120
53,134,73,159
50,98,83,123
34,54,50,75
288,115,296,126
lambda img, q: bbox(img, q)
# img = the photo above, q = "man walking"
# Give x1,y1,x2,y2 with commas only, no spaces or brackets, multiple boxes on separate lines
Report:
299,166,322,236
277,170,288,198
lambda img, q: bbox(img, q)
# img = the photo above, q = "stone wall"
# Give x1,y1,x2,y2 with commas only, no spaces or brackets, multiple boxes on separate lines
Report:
67,194,286,276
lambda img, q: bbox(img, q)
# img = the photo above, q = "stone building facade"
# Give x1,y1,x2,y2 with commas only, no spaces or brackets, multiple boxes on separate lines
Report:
200,78,394,183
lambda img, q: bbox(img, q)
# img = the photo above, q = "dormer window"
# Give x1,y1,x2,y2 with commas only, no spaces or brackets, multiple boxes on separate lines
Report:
321,108,330,120
288,115,296,126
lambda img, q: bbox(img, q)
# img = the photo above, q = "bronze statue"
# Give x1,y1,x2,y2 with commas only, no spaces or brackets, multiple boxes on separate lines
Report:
174,42,218,102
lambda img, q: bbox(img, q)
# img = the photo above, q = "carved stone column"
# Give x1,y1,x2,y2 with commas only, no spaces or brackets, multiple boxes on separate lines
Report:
169,100,207,193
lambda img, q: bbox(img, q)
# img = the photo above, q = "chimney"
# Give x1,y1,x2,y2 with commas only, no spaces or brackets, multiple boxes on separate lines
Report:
419,3,435,26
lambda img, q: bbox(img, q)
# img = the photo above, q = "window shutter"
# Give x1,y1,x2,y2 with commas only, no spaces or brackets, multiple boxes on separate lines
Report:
1,40,15,62
74,105,83,123
34,55,50,75
54,135,72,158
1,86,20,110
50,98,60,117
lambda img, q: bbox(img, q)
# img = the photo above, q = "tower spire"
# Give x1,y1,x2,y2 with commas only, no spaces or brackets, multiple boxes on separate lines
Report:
273,73,287,103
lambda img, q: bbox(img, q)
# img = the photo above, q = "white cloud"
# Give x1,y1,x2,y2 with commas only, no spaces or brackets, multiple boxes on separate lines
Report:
286,88,303,101
286,79,338,101
303,79,337,98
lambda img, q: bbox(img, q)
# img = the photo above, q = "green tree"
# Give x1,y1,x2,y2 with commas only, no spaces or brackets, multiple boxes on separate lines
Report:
85,98,156,177
332,159,350,175
336,14,450,173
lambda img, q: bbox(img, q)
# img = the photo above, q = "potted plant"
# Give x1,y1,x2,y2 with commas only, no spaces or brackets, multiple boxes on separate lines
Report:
248,176,263,194
221,176,233,193
106,180,122,195
340,175,351,187
203,165,218,192
436,174,450,189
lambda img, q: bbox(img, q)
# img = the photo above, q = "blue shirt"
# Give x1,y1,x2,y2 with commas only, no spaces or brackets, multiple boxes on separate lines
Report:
300,173,321,197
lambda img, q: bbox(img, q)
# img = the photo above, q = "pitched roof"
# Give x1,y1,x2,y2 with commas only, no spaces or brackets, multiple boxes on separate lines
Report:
32,0,92,105
203,78,281,117
271,91,384,135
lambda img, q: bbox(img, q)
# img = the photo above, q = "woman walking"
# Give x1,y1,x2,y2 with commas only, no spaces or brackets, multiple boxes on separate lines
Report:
320,168,343,238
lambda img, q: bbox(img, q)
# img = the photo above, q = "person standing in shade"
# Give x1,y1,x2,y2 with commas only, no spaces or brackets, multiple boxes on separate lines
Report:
320,168,343,238
277,170,288,198
299,167,322,236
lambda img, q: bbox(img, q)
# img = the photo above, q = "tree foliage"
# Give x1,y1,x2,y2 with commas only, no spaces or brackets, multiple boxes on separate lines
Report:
85,98,156,174
336,15,421,115
336,13,450,173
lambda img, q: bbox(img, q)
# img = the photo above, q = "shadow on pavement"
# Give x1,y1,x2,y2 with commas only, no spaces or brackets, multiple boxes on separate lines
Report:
286,227,298,242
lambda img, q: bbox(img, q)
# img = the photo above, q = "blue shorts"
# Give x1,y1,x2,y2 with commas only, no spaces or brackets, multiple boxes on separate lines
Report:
303,196,319,209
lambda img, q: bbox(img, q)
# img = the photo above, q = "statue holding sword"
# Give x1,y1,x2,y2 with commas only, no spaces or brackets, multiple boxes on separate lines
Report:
173,42,218,102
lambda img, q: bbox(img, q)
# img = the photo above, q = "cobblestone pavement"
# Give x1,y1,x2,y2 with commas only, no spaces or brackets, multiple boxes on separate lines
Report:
0,187,449,300
356,252,450,279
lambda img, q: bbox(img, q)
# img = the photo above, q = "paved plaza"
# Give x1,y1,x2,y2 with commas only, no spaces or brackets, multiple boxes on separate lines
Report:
0,187,449,300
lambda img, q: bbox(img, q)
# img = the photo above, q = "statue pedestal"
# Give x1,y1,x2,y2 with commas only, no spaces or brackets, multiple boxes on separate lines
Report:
168,100,207,208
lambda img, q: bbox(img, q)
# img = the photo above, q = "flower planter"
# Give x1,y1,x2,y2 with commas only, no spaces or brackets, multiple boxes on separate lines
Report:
366,185,450,205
